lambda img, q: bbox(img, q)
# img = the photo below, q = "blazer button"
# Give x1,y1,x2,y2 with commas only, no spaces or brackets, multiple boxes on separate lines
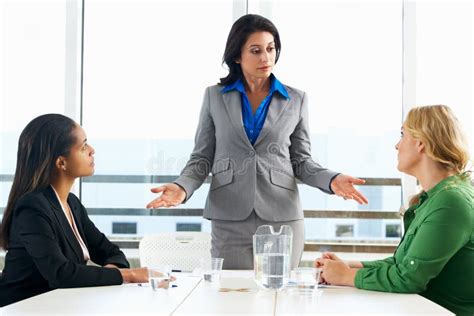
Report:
249,150,255,157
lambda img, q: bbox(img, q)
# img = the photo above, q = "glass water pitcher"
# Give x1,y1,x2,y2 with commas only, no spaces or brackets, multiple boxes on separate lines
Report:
253,225,293,290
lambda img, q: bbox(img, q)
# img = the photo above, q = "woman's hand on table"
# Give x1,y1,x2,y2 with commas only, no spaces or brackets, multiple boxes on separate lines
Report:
120,267,149,283
315,258,357,286
119,267,177,285
316,252,363,269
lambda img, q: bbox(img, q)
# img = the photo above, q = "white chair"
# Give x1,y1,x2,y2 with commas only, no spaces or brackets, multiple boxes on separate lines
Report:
139,232,211,272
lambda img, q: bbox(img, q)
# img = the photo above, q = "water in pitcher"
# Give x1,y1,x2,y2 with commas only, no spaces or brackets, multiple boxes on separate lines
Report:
254,253,290,290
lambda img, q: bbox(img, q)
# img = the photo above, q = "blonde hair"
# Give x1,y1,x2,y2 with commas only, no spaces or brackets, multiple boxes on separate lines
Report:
405,105,470,173
405,105,472,206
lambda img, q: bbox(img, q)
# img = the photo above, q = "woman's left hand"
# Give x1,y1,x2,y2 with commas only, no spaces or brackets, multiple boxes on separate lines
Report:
330,174,368,204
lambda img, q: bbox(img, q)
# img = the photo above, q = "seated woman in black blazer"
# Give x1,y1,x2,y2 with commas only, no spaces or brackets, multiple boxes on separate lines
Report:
0,114,158,306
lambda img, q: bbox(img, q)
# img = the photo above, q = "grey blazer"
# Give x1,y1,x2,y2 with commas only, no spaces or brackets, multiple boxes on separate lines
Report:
174,84,338,222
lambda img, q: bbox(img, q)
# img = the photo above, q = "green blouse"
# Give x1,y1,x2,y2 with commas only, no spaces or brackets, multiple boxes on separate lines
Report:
354,174,474,315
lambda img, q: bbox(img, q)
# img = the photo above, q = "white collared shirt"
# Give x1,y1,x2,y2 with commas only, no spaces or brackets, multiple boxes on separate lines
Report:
51,185,91,262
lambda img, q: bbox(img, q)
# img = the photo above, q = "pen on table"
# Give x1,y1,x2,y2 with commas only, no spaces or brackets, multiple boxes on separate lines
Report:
137,283,178,288
171,269,181,272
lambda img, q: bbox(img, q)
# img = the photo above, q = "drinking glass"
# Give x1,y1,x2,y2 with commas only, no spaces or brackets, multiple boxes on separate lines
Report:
294,267,320,293
148,265,171,290
200,258,224,282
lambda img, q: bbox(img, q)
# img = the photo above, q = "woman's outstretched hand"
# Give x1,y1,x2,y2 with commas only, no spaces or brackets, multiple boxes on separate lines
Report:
330,174,368,204
146,183,186,209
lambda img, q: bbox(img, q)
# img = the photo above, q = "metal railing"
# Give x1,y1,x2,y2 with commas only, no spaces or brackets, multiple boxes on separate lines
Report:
1,174,402,253
83,175,401,186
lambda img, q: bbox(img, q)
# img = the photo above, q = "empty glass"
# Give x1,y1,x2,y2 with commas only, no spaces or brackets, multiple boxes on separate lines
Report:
200,258,224,282
148,265,171,290
294,267,320,291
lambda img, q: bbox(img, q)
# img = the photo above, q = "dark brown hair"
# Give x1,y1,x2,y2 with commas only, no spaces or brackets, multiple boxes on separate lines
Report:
0,114,77,249
219,14,281,86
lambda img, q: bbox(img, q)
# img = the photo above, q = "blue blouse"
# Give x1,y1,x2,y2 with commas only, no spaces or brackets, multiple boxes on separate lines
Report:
221,74,289,145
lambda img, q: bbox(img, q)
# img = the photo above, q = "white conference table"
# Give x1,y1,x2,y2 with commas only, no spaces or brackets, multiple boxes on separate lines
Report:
2,271,452,315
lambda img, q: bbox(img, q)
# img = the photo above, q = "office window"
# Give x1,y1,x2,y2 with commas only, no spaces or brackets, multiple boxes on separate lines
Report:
415,2,473,154
2,0,472,252
80,0,240,236
258,0,403,244
1,0,76,208
267,0,403,181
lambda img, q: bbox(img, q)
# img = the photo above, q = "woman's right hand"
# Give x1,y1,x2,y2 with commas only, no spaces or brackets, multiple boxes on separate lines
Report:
120,267,149,283
146,183,186,209
120,268,177,287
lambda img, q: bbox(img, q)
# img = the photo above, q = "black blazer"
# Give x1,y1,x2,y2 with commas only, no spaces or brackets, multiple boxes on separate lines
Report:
0,186,129,306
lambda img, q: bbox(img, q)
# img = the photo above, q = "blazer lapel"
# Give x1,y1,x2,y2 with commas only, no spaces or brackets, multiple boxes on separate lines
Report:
45,186,84,263
253,95,290,147
222,91,254,148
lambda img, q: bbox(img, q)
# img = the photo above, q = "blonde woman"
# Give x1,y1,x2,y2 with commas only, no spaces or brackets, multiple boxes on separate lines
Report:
315,105,473,315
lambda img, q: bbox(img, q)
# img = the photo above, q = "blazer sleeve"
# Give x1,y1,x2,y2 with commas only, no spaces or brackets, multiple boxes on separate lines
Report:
15,200,124,289
174,86,216,202
289,91,339,193
72,196,129,268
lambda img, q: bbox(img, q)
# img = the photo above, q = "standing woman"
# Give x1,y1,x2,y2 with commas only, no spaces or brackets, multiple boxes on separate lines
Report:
147,14,368,269
0,114,149,307
316,105,473,315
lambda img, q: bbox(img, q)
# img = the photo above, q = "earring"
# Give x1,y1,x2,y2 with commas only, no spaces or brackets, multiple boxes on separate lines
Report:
62,166,67,171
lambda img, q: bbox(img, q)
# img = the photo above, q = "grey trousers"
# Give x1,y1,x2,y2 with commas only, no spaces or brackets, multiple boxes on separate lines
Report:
211,211,305,270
